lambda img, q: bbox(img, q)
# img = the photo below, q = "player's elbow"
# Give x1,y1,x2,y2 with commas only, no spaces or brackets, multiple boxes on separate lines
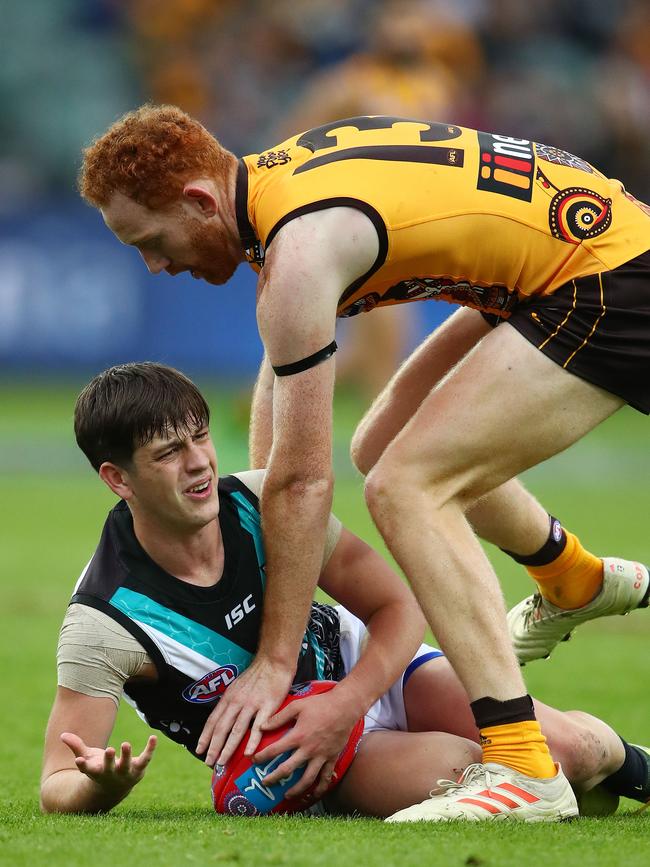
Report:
39,787,66,815
39,772,107,815
284,473,334,504
39,774,60,814
39,783,69,815
264,470,334,511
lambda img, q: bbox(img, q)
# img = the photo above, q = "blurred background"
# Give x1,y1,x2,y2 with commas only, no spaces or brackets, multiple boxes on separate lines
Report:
2,0,650,394
2,1,650,829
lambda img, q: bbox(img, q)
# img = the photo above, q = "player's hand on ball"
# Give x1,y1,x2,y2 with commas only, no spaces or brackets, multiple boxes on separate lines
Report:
60,732,157,794
196,656,293,769
255,688,362,799
211,681,364,816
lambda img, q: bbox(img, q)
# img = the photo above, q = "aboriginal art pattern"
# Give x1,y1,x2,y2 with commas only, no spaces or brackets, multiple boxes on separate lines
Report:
537,168,612,244
534,143,595,174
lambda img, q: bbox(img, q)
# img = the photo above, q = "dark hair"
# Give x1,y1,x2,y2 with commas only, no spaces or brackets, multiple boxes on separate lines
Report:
74,362,210,472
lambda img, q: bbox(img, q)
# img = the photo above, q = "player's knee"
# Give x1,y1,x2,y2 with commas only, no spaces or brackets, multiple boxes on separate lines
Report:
364,450,432,512
350,411,386,476
364,460,401,519
366,452,463,522
350,428,372,476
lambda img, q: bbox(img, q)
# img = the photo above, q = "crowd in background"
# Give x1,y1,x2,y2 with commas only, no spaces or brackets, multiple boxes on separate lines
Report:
3,0,650,206
2,0,650,391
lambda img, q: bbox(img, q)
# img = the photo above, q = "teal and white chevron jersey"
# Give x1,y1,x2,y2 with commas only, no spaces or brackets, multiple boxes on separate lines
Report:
70,475,343,759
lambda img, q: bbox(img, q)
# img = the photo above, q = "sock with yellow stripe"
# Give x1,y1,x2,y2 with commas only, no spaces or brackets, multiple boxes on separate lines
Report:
503,515,604,610
471,695,557,779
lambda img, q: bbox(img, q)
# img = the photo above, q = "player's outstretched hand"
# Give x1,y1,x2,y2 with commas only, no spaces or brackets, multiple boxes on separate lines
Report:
196,656,293,769
254,689,360,799
60,732,157,795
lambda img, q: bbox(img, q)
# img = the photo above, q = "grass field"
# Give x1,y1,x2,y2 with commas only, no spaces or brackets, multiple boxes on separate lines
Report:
1,378,649,866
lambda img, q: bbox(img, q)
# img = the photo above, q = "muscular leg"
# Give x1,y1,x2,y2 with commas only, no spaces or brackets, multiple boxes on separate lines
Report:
351,307,490,476
403,658,625,793
364,324,622,744
331,729,480,817
333,654,626,817
466,480,550,555
351,308,551,557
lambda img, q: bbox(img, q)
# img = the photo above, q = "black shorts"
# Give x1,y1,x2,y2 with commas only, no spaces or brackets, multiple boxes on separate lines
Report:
501,250,650,414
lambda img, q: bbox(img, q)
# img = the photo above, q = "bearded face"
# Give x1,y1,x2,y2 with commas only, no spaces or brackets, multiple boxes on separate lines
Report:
102,190,242,287
186,217,240,285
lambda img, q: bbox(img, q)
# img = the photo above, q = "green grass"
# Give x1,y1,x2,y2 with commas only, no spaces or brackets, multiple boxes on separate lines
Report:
1,380,649,866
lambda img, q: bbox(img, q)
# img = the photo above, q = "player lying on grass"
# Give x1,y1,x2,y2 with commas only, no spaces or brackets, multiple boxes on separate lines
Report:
80,106,650,822
40,363,650,819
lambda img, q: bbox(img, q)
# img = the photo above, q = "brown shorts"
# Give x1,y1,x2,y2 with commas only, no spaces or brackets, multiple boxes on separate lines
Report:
502,250,650,414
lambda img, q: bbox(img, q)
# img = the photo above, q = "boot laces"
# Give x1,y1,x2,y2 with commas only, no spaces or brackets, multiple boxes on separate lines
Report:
522,593,547,628
428,763,492,799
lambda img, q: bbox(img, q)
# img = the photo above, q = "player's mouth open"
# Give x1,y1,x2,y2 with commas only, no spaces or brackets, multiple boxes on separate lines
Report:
185,479,212,498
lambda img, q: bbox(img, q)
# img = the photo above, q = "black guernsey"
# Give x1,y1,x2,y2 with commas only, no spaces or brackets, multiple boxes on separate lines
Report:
71,475,343,759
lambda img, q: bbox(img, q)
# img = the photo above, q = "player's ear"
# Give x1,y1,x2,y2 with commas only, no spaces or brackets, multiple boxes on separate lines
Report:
99,462,134,500
183,182,217,217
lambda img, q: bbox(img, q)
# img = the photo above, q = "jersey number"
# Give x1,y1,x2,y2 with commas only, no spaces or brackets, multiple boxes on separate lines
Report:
294,116,464,174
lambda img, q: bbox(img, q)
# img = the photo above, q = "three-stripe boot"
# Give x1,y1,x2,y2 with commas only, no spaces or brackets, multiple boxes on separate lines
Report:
385,762,579,823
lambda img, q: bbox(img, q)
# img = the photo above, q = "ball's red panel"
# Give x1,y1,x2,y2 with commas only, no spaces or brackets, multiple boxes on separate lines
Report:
211,680,364,816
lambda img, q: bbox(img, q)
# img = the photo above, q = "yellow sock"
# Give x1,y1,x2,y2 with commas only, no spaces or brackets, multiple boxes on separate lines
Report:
526,530,603,609
480,720,557,779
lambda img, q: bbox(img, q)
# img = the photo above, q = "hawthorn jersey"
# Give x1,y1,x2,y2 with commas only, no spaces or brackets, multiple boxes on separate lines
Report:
67,475,343,759
236,116,650,319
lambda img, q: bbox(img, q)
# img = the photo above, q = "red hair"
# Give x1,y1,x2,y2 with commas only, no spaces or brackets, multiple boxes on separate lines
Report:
78,104,236,210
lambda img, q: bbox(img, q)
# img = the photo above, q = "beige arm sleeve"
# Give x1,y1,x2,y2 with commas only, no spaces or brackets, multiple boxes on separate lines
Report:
57,604,152,707
233,469,342,567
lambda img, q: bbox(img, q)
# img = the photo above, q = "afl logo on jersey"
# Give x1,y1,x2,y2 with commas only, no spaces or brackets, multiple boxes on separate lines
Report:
183,665,239,704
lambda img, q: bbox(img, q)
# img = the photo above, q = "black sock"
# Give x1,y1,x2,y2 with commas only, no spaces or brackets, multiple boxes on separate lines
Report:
501,515,567,567
601,739,650,803
640,582,650,608
471,694,536,729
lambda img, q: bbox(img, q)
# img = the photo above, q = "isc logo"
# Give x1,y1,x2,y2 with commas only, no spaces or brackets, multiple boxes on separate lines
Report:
182,664,239,703
225,594,256,630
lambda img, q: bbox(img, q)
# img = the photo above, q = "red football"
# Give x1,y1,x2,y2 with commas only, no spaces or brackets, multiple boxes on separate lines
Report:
211,680,364,816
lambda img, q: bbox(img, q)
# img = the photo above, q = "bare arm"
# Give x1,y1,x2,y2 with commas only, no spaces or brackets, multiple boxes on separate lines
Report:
196,208,379,767
249,353,275,469
316,528,425,719
41,687,156,813
257,528,426,796
256,209,379,670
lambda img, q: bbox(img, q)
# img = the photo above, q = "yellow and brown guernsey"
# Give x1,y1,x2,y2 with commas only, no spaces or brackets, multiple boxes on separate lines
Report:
235,116,650,318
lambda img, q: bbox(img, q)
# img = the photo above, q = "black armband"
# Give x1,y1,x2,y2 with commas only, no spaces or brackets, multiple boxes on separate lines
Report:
272,340,338,377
